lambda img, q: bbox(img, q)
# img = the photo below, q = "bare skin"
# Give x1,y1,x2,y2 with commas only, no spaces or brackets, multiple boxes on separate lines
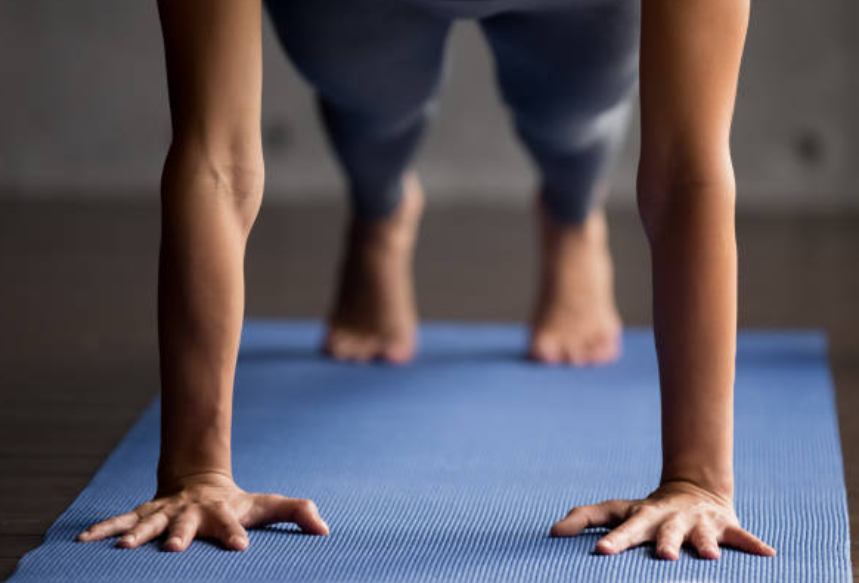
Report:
323,176,622,366
551,0,775,561
76,0,328,551
78,472,328,552
78,0,773,561
323,171,423,364
551,480,774,560
529,204,622,366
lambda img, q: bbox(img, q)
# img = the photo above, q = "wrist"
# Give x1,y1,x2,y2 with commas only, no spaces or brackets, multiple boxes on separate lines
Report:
157,446,232,493
156,462,234,494
660,463,734,500
158,416,232,486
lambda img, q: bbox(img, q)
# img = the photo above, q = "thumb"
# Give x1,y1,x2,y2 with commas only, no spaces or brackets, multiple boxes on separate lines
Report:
247,495,330,535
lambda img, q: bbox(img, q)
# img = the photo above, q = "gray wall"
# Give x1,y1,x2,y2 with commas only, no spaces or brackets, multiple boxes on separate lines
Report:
1,0,856,212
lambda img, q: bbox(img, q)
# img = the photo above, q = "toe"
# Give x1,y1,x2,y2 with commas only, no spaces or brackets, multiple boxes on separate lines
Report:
579,340,600,367
592,334,621,365
564,341,588,367
322,329,341,356
350,337,381,363
382,341,415,365
529,334,563,364
328,333,358,361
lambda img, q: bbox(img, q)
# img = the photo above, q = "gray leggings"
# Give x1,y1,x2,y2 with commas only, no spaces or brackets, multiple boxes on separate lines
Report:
265,0,640,224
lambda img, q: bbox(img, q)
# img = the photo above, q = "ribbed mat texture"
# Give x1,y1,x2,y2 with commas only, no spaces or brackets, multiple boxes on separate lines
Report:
8,321,852,582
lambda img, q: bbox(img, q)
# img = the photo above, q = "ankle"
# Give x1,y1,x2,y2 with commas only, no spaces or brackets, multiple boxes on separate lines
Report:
351,175,423,246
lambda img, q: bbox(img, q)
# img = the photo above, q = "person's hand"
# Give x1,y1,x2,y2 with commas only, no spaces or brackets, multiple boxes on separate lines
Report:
76,472,329,552
550,479,776,560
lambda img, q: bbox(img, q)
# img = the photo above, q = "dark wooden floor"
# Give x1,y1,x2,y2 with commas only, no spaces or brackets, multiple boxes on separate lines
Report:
1,200,857,581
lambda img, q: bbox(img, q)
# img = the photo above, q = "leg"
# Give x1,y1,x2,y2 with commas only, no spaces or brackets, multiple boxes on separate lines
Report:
266,0,453,363
479,0,640,365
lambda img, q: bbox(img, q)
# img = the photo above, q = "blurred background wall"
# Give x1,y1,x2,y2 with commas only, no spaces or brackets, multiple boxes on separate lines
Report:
0,0,857,212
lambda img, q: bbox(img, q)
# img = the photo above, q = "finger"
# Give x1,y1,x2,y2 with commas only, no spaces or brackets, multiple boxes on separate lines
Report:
162,510,201,553
720,525,776,556
596,510,657,555
77,512,140,542
655,516,688,561
550,500,629,537
688,522,721,560
203,505,250,551
117,512,170,549
246,495,329,535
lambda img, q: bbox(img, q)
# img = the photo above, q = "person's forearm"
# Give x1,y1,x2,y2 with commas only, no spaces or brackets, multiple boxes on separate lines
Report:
646,179,737,499
156,140,261,488
76,0,331,553
637,0,748,501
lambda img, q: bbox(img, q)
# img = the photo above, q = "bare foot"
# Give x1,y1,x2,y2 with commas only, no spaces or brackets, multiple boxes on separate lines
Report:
529,205,622,366
323,171,424,364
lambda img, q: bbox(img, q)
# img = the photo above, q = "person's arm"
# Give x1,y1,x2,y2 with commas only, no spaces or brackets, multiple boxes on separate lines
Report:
77,0,328,552
550,0,775,560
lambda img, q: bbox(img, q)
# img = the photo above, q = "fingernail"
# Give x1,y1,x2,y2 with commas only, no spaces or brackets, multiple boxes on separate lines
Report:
118,534,135,547
229,535,248,550
599,540,614,552
165,537,181,549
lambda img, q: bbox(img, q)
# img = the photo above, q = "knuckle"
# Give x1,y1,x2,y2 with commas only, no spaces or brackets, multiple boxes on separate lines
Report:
172,515,193,530
168,502,187,515
659,524,681,539
628,503,645,515
127,525,145,537
297,499,317,513
139,501,159,514
689,528,708,543
664,511,682,524
153,511,170,525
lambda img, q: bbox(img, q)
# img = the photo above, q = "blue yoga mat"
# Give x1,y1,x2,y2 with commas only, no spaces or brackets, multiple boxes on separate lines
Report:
8,321,852,582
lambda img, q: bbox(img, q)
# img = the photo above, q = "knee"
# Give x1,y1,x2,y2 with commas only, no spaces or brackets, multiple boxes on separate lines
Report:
162,135,265,236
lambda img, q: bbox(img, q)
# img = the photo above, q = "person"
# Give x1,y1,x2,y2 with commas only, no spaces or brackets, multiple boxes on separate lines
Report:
76,0,776,562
